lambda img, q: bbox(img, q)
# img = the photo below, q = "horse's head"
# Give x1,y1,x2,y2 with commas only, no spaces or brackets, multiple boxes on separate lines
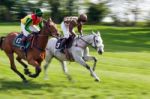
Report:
43,18,59,37
91,31,104,55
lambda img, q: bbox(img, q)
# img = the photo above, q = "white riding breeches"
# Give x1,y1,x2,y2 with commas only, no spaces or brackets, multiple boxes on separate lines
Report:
61,22,75,38
21,23,39,37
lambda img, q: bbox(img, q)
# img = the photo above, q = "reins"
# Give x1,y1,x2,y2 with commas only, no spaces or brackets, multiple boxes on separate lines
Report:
30,20,57,51
77,35,97,49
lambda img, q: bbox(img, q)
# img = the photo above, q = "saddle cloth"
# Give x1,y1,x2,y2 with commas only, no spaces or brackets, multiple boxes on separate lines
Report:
13,33,30,49
55,38,64,49
55,36,74,50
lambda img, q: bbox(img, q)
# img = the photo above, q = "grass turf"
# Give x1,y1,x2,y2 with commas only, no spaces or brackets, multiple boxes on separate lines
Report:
0,24,150,99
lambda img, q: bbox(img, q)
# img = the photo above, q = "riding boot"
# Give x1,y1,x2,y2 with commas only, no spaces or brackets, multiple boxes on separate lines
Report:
64,48,70,60
67,35,74,47
60,38,67,52
21,36,27,50
61,38,67,47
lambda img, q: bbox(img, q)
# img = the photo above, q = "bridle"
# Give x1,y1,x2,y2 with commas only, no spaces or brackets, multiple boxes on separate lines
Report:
42,20,57,37
78,35,98,49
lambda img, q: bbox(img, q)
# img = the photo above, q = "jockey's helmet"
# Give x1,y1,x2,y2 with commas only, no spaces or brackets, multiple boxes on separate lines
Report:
35,8,43,17
78,14,87,22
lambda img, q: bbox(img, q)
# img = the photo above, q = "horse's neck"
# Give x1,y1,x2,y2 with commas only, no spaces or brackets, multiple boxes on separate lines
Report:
36,31,48,49
76,35,94,48
83,35,93,43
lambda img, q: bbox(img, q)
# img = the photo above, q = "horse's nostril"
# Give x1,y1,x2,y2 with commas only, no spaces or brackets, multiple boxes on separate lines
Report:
98,50,103,55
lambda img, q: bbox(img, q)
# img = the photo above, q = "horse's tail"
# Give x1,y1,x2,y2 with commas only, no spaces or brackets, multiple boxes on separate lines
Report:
0,37,5,50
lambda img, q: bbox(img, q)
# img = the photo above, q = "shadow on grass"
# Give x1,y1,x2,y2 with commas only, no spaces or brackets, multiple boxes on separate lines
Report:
0,78,53,91
0,78,91,92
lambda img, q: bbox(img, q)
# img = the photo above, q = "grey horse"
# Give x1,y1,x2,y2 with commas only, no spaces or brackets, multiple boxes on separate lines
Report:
44,31,104,82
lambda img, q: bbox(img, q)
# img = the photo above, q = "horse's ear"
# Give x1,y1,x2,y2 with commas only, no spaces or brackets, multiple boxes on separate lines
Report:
92,31,95,34
48,18,52,22
97,31,101,36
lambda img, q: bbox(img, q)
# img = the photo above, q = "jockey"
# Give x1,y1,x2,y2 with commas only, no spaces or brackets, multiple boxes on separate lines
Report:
61,14,87,59
20,8,43,49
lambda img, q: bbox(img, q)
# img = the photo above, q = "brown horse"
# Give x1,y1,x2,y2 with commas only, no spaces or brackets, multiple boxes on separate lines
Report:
0,18,59,83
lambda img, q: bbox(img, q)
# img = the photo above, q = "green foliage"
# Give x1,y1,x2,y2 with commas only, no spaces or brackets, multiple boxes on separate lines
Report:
65,0,78,16
47,0,78,23
87,2,109,23
0,0,16,21
0,0,41,22
0,24,150,98
0,0,16,9
48,0,62,23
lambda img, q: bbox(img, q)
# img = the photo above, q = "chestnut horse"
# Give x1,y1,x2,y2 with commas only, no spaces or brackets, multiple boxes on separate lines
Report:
0,18,59,83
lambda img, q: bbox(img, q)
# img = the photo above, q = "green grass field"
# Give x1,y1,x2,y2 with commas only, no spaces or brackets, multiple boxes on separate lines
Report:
0,23,150,99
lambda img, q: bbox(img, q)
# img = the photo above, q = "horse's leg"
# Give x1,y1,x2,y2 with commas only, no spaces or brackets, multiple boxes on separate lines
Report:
59,61,72,81
83,47,97,71
6,53,27,83
74,56,100,82
16,56,31,75
43,51,53,80
83,56,97,71
28,59,41,78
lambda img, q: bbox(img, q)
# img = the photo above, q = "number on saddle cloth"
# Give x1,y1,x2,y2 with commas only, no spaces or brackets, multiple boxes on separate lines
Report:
55,38,64,49
55,36,74,49
13,33,30,49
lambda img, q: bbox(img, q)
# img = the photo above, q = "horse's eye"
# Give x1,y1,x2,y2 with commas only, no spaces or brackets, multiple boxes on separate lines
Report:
96,40,99,43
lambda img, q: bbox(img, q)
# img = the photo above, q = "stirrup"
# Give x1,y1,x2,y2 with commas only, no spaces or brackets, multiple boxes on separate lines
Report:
20,46,25,50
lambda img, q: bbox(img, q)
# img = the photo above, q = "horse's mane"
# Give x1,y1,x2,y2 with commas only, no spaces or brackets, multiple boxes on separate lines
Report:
75,33,97,39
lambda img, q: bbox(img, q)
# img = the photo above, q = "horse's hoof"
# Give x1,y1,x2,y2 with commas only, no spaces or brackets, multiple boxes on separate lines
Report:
24,68,31,75
95,79,100,82
92,68,95,71
29,75,36,78
28,74,38,78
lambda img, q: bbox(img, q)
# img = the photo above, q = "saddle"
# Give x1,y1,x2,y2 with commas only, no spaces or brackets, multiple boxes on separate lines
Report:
13,33,33,51
55,36,74,51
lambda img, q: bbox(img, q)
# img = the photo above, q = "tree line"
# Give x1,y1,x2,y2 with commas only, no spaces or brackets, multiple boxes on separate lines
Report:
0,0,150,26
0,0,109,23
